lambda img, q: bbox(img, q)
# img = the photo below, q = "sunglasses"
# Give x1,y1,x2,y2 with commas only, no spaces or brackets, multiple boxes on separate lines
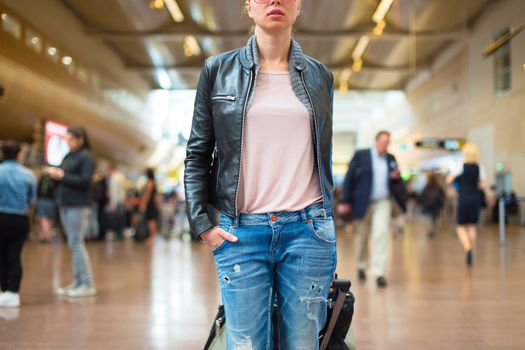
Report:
253,0,297,3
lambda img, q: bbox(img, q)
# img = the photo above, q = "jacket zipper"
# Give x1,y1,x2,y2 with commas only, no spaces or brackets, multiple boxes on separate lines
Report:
213,145,220,190
300,71,326,212
212,95,236,101
234,70,254,215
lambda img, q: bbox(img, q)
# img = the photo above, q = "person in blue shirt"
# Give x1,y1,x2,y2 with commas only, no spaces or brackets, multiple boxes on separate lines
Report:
0,140,37,308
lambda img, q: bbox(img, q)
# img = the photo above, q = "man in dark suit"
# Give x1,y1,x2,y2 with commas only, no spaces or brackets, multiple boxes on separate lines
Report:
338,131,406,288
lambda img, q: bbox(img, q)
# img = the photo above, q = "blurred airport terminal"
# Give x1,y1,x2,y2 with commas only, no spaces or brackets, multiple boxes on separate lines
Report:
0,0,524,349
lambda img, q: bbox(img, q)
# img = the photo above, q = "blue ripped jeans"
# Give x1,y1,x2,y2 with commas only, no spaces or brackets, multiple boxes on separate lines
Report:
213,203,337,350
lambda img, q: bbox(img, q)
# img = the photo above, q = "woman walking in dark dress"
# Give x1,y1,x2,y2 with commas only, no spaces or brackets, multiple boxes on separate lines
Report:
447,143,486,266
140,168,158,244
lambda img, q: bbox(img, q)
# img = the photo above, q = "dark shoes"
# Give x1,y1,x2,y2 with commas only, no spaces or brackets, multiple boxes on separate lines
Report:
358,270,388,288
376,276,388,288
466,250,473,266
358,269,366,282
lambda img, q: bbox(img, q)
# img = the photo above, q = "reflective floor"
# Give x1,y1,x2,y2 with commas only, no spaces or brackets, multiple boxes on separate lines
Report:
1,218,525,350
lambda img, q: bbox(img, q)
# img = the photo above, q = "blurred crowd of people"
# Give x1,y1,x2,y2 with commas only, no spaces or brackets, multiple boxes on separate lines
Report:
0,127,190,307
335,132,520,288
1,127,521,308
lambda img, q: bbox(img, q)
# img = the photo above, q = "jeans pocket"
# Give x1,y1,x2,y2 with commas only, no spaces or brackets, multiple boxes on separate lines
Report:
307,217,336,244
212,225,236,255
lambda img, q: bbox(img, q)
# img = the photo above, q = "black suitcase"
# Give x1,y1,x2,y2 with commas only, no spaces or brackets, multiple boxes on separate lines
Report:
133,214,149,242
204,278,355,350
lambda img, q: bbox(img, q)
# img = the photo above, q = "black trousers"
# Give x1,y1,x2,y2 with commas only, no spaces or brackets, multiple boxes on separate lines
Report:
97,204,108,241
0,213,29,293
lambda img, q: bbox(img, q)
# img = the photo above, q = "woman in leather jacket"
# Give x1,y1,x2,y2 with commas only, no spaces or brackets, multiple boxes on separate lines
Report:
48,126,97,298
185,1,335,348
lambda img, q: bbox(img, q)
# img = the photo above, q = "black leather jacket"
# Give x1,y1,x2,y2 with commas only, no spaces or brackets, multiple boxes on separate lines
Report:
184,36,334,237
57,148,95,207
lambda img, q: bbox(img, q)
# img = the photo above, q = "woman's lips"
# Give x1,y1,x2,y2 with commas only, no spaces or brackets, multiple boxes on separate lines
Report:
267,9,285,17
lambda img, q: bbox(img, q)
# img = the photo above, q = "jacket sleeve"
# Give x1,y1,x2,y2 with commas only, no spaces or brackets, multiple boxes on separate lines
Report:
341,151,360,204
61,152,95,190
184,60,216,238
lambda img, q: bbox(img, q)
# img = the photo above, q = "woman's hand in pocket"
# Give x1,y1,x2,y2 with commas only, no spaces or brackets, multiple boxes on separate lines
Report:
201,226,238,251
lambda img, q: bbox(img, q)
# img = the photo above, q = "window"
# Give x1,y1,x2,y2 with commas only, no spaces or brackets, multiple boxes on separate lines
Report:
45,43,59,62
1,13,22,39
494,28,511,95
25,28,42,53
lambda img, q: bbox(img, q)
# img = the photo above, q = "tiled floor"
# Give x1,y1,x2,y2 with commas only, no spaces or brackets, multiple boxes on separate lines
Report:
1,218,524,349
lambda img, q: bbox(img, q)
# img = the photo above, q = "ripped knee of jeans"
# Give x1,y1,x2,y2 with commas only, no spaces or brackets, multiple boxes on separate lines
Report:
300,282,327,314
299,296,327,308
232,336,253,350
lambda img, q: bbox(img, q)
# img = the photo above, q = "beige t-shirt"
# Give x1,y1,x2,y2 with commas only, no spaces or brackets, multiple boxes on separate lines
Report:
237,71,323,213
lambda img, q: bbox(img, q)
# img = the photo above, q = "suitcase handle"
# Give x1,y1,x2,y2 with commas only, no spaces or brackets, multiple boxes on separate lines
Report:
332,279,351,293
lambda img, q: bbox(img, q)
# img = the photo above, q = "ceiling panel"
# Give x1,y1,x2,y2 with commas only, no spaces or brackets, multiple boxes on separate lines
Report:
63,0,169,31
364,38,451,67
182,0,252,31
57,0,494,90
297,0,374,30
109,39,202,66
388,0,488,31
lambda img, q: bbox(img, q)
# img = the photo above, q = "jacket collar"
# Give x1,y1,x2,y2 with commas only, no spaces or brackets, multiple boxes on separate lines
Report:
240,35,306,72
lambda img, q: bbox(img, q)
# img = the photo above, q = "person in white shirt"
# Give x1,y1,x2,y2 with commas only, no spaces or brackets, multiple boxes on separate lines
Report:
108,165,127,241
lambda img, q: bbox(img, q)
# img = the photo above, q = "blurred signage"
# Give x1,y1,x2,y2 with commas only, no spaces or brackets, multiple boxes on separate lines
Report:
44,120,69,166
415,138,465,151
399,143,412,151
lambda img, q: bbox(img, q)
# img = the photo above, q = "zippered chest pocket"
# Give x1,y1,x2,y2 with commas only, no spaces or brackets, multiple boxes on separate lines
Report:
211,94,238,119
212,95,236,102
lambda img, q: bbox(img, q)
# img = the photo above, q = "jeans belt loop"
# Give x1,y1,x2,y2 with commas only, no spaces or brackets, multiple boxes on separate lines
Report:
300,208,308,222
234,214,240,227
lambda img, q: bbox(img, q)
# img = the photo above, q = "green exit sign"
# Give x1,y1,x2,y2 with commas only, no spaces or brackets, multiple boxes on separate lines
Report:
399,143,412,151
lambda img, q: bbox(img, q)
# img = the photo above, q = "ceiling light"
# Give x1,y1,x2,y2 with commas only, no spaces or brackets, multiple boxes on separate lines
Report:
157,69,172,90
373,20,386,36
339,68,352,82
165,0,184,23
372,0,394,24
352,36,370,60
149,0,164,9
61,56,72,65
338,68,352,93
352,58,363,72
47,46,57,56
339,81,349,94
1,13,8,21
183,36,201,57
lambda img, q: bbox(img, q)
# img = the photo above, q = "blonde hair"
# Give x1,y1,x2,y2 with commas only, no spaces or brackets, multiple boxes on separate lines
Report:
463,142,480,164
